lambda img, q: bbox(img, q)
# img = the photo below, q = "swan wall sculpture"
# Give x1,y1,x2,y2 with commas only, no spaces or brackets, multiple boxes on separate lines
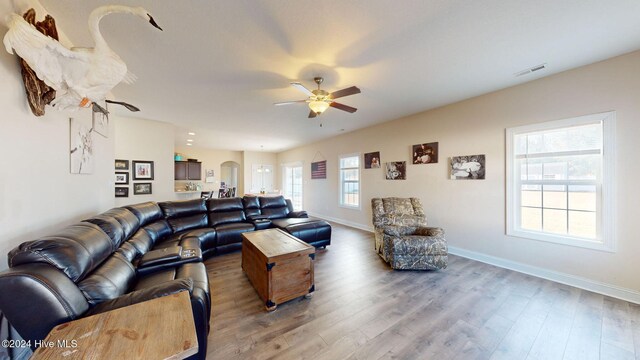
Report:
3,5,162,115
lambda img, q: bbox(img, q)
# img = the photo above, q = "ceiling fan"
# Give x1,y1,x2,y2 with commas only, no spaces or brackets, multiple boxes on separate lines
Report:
274,77,361,118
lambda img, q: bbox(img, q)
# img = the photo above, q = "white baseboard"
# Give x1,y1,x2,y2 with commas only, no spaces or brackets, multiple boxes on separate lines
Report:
307,215,640,304
448,246,640,305
307,212,374,233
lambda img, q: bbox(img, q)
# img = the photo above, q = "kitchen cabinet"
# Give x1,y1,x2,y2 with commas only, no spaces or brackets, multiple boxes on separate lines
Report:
175,161,201,180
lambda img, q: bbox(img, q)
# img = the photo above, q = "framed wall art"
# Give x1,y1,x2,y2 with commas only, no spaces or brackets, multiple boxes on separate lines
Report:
115,172,129,184
311,160,327,179
115,159,129,170
133,182,153,195
132,160,154,180
115,187,129,198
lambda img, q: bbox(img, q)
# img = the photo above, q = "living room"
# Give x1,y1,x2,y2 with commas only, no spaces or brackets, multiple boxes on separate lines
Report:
1,1,639,359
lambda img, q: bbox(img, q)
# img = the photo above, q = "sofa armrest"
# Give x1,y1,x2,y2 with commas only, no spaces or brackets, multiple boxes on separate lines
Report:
288,211,308,218
86,278,193,316
415,227,445,237
247,214,269,221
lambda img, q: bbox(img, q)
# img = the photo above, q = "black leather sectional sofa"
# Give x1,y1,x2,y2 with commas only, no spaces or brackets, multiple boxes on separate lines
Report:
0,195,331,359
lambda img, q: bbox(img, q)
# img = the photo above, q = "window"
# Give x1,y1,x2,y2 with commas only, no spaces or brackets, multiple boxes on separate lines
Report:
339,154,360,208
283,162,303,211
506,112,615,251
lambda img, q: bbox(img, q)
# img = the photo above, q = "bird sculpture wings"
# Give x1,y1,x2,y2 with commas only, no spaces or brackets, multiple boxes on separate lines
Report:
3,5,162,114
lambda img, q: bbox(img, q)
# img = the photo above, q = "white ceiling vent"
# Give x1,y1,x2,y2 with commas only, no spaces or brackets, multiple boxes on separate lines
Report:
514,63,548,77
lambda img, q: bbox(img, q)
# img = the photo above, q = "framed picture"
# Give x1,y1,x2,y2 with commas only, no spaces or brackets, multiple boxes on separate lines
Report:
311,160,327,179
364,151,381,169
69,117,94,174
115,172,129,184
385,161,406,180
92,102,108,138
450,154,486,180
133,182,153,195
412,142,439,164
115,187,129,198
115,159,129,170
132,160,154,180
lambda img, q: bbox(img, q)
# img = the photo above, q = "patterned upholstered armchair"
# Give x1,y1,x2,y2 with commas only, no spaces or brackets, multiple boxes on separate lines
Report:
371,197,447,270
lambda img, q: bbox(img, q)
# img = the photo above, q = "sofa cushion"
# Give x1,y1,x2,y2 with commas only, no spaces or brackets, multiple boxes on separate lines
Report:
178,228,216,251
143,220,172,243
116,242,139,262
259,196,288,209
261,207,289,219
8,223,113,282
207,197,244,211
124,202,163,227
125,228,155,258
159,199,206,219
242,196,261,218
78,252,136,306
214,223,254,246
209,210,246,227
83,214,125,249
101,208,140,241
168,213,208,233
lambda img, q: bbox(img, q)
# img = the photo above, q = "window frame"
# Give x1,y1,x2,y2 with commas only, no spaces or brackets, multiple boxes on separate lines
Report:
339,153,361,210
505,111,616,252
282,161,303,211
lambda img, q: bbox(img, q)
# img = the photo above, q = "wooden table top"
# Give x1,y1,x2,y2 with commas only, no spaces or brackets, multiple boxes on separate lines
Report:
242,228,314,261
31,291,198,360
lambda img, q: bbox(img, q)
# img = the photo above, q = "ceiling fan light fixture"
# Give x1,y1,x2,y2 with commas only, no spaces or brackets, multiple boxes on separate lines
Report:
309,100,330,114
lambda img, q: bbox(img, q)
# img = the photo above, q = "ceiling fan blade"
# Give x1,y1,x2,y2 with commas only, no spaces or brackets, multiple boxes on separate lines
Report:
308,110,317,118
329,86,361,99
330,102,357,113
274,100,308,106
291,82,314,97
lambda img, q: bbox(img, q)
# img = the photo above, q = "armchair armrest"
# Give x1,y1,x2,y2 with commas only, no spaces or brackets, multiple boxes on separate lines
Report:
288,211,308,218
86,278,193,316
415,227,445,237
381,225,418,237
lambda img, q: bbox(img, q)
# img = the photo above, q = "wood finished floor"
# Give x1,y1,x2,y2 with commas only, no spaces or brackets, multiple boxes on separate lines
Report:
204,223,640,360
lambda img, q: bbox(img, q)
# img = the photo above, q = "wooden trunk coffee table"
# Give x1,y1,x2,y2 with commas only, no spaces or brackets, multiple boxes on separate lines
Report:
241,229,315,311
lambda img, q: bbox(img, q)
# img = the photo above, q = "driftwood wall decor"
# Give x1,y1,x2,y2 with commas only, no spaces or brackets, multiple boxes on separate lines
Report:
19,9,59,117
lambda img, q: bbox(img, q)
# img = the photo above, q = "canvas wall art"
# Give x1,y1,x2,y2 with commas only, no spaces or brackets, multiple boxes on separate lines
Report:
364,151,381,169
385,161,406,180
412,142,438,164
92,101,108,138
69,117,94,174
450,154,486,180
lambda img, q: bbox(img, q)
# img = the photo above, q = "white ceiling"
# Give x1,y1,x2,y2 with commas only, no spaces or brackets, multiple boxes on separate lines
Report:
33,0,640,152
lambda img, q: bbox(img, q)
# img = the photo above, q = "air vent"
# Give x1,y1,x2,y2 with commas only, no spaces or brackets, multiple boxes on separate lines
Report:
514,63,547,77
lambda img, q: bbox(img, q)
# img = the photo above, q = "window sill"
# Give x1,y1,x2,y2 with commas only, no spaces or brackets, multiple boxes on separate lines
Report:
507,229,615,253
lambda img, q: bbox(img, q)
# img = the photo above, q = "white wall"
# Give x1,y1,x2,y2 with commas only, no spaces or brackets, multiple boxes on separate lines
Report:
0,18,114,270
113,116,176,206
277,50,640,297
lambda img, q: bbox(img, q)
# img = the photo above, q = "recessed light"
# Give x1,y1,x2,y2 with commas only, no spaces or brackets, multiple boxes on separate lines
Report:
187,139,194,142
188,132,196,136
186,143,193,146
